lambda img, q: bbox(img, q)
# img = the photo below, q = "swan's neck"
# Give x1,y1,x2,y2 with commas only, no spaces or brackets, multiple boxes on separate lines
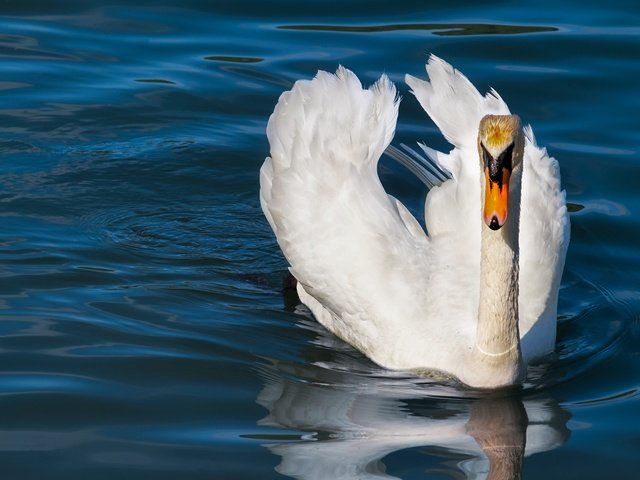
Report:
472,171,525,387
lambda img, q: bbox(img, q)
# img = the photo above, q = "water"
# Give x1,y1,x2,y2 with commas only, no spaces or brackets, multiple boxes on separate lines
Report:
0,1,638,478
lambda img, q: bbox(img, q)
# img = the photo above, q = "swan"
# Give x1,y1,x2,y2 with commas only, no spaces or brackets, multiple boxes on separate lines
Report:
259,55,570,388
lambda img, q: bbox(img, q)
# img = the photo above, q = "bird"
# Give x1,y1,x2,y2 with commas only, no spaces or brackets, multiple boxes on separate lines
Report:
259,55,570,388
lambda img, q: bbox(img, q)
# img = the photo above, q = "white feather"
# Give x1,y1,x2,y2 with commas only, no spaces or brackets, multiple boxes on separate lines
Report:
260,56,570,387
518,126,570,359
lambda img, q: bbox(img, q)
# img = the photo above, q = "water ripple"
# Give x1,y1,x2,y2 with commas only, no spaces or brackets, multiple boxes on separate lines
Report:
0,373,119,396
278,23,558,36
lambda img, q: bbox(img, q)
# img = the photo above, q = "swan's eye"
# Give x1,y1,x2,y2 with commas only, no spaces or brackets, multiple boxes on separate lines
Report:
480,143,491,166
482,141,515,185
498,142,515,170
481,143,501,183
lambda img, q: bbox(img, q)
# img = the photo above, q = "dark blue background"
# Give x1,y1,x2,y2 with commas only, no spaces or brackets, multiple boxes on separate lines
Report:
0,1,638,478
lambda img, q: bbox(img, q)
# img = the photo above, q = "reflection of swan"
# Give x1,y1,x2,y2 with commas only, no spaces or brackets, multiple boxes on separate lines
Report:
256,358,570,480
260,56,570,388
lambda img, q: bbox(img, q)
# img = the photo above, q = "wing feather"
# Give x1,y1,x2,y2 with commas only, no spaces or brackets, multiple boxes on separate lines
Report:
260,68,435,368
405,55,510,152
518,127,570,360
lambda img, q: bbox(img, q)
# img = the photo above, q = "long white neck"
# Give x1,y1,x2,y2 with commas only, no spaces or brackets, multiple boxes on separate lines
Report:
470,169,525,388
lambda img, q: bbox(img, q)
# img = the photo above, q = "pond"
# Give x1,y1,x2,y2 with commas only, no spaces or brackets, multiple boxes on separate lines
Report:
0,1,638,478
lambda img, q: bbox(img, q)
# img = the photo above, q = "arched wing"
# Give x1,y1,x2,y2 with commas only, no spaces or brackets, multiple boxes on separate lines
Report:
260,68,433,365
518,127,570,361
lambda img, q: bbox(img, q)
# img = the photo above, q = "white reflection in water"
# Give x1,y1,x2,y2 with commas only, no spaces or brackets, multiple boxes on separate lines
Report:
256,324,570,479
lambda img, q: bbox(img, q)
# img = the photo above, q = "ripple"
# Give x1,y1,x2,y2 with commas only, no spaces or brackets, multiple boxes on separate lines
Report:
0,33,80,61
567,202,585,213
550,141,636,156
572,199,629,217
0,140,40,153
0,81,31,91
278,23,558,36
83,206,218,259
572,388,639,406
205,55,263,63
134,78,177,85
0,373,118,396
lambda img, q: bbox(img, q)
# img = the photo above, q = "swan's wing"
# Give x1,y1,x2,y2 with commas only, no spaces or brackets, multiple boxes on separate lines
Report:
518,127,570,361
260,68,441,369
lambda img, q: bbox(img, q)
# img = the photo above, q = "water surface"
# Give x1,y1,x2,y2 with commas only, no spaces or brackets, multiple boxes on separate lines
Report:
0,1,639,478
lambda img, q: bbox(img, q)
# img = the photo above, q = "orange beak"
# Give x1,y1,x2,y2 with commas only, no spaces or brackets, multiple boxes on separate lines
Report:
483,167,510,230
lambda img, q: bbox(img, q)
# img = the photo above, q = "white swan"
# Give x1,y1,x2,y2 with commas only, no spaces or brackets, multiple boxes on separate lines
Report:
260,55,570,388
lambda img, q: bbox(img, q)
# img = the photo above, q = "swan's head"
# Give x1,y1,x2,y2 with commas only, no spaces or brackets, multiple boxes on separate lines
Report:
478,115,524,230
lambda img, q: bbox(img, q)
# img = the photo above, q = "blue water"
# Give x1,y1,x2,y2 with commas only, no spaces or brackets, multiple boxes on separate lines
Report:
0,1,638,478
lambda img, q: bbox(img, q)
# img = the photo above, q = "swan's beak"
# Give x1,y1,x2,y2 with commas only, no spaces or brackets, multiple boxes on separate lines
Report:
482,150,512,231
